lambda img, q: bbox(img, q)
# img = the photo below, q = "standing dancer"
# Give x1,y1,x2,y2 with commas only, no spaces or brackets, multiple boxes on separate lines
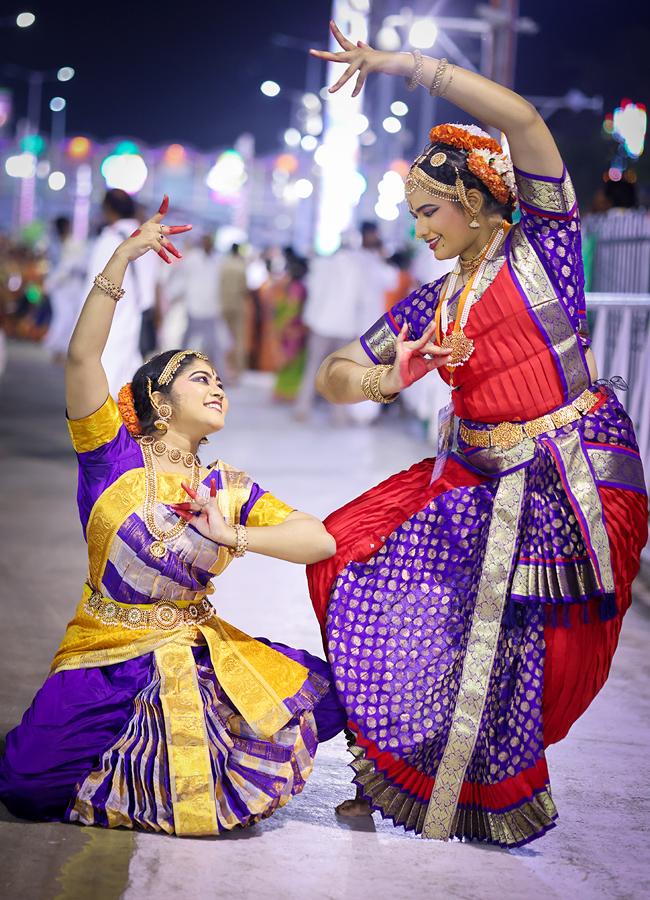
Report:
307,24,647,846
0,197,346,835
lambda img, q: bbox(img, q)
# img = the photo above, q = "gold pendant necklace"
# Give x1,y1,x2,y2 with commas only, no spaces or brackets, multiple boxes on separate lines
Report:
436,223,508,372
139,438,200,558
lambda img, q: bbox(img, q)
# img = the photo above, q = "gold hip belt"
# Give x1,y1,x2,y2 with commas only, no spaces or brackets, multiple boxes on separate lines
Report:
84,587,216,631
459,389,599,451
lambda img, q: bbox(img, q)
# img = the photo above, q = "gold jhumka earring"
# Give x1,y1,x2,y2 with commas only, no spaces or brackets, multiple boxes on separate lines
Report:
405,153,481,227
147,378,172,433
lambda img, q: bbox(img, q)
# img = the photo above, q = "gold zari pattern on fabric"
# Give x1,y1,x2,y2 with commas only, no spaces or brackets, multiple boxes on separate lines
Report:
422,467,527,840
516,170,577,216
508,219,588,403
68,395,122,453
460,389,599,450
587,447,646,493
351,751,557,846
362,320,399,365
547,430,616,598
156,642,219,836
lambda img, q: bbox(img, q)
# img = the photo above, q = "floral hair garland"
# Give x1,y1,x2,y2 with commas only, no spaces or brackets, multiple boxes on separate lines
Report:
427,123,517,208
117,383,142,436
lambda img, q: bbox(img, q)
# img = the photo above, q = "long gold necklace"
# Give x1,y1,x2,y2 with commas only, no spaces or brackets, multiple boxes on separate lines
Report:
140,438,200,558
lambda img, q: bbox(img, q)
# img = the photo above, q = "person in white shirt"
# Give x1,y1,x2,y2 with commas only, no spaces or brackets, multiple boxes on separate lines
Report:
82,190,160,398
294,225,397,423
180,234,228,379
44,217,86,363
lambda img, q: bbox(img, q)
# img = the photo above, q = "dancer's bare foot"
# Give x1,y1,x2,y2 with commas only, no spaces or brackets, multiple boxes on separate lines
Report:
335,797,372,817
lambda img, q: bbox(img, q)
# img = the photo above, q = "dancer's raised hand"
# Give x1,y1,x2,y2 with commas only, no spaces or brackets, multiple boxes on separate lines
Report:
117,195,192,265
311,21,403,98
380,322,452,394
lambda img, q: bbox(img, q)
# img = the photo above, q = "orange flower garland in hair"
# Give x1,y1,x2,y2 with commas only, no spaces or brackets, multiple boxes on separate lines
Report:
117,383,142,436
428,124,503,155
466,153,511,205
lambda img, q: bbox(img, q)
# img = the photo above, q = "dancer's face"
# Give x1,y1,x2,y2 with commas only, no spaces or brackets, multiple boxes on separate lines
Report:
165,360,228,438
407,186,487,261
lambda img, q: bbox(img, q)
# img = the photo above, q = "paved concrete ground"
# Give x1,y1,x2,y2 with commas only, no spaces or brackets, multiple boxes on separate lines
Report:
0,341,648,900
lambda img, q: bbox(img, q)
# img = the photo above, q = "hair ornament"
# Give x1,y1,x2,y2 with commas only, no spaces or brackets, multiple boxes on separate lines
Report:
430,152,447,167
423,123,517,209
117,383,142,436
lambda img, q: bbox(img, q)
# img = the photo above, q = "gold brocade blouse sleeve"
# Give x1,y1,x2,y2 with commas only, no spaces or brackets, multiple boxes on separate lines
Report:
245,493,295,527
67,396,123,453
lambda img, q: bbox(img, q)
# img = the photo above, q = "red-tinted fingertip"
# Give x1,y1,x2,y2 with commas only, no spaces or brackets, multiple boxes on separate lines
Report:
130,228,141,237
157,248,171,264
166,241,182,259
176,509,192,522
210,478,217,498
157,194,169,216
181,481,198,499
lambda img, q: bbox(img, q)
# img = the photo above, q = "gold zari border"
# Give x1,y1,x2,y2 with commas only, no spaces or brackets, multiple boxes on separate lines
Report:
156,642,219,836
422,467,527,840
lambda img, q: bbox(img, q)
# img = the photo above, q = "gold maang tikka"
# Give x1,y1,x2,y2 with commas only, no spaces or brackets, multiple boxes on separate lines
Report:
405,152,481,228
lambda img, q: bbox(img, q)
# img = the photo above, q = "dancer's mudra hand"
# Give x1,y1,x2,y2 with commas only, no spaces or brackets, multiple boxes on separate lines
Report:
117,195,192,265
380,323,452,395
310,21,403,97
170,479,233,545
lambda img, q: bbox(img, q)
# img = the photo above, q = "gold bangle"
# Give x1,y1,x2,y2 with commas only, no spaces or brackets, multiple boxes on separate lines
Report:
439,64,455,99
429,58,448,98
405,50,424,91
94,273,125,302
361,365,399,404
230,523,248,558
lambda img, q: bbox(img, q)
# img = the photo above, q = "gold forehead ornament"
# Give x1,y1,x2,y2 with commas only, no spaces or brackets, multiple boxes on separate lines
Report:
157,350,209,386
405,161,478,223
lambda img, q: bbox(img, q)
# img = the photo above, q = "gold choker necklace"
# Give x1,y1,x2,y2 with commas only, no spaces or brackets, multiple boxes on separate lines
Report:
139,435,198,468
458,224,502,271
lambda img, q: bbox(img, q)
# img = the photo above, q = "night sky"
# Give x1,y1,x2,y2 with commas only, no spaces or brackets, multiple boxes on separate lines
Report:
2,0,650,200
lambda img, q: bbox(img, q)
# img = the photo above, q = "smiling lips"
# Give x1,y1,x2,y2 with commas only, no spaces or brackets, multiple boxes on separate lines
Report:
204,401,222,412
427,236,441,250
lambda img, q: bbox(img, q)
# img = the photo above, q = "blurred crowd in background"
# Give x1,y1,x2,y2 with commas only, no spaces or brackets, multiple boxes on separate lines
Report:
0,170,643,429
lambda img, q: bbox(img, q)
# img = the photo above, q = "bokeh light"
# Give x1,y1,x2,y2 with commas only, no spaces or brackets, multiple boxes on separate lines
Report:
5,153,36,178
16,12,35,27
163,143,186,165
409,19,438,49
205,150,246,204
390,101,408,117
21,134,44,155
376,26,401,51
101,153,148,194
48,171,66,191
68,136,90,157
275,153,299,173
284,128,301,147
57,67,75,82
261,81,280,97
49,97,66,113
295,179,314,199
351,113,369,135
300,135,318,151
382,116,401,134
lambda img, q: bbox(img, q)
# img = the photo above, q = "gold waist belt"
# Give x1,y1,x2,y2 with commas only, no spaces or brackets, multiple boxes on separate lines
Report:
460,389,599,451
84,587,216,631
